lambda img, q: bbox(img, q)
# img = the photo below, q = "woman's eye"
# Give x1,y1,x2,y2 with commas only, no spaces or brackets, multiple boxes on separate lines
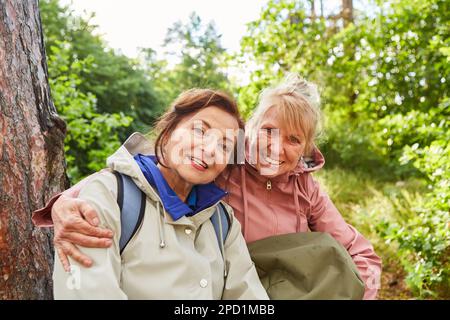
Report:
289,136,301,144
263,128,273,136
218,142,230,153
193,127,204,136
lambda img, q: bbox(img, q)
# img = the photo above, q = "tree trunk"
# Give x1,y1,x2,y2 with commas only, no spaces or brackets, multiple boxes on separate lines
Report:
310,0,316,19
0,0,66,299
342,0,353,26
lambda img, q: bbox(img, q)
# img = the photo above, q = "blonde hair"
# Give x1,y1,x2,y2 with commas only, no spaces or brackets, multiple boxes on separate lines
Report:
246,73,322,155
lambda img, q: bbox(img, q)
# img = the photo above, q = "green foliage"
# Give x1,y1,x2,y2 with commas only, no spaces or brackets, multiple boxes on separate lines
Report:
47,41,132,182
382,98,450,297
324,0,449,176
40,0,165,134
143,12,230,104
238,0,329,116
376,186,449,298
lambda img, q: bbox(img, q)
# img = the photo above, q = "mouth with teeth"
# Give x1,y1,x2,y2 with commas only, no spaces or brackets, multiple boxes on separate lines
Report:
263,156,284,166
189,156,208,171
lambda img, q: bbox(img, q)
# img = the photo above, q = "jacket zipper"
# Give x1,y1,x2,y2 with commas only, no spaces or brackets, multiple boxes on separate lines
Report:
265,179,277,233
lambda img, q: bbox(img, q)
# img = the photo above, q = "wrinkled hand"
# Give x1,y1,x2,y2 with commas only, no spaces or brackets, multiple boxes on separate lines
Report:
52,194,114,272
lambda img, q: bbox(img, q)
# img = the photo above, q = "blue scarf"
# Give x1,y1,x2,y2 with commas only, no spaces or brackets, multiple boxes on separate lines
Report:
134,154,227,221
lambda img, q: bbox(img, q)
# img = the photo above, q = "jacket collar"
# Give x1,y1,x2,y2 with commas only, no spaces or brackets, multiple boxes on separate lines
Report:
134,154,227,221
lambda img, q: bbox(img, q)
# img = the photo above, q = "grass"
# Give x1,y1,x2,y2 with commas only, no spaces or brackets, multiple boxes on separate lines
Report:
313,166,427,299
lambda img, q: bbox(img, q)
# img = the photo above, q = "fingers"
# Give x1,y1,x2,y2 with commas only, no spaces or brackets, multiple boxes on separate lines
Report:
67,199,113,238
64,231,112,248
78,200,100,227
58,241,93,268
66,217,114,238
58,216,113,242
53,197,114,239
56,247,71,273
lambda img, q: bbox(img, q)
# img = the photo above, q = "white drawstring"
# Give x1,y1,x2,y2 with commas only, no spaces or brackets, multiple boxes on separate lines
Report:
217,209,228,278
157,201,166,248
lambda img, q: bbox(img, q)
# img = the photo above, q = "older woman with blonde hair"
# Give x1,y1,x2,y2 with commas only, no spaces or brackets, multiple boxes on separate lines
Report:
34,74,381,299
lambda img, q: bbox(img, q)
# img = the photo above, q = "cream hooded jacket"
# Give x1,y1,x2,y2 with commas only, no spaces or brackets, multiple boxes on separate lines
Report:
53,133,269,300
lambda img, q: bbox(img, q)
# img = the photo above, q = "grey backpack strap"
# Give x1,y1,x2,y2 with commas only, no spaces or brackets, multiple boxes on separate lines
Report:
210,202,231,247
113,172,146,254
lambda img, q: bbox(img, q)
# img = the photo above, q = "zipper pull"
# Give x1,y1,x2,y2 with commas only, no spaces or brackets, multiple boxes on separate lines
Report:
266,180,272,190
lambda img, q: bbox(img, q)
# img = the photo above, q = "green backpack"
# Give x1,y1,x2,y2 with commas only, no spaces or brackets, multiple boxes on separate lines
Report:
247,232,365,300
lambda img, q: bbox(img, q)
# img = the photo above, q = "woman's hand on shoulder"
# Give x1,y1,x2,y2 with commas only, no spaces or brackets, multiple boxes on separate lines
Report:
52,194,114,272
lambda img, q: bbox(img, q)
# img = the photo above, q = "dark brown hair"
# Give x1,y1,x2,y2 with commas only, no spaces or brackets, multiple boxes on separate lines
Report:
154,88,245,167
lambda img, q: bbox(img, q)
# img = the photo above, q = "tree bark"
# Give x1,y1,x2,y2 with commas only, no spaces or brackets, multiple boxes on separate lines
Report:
342,0,353,26
0,0,66,299
310,0,316,19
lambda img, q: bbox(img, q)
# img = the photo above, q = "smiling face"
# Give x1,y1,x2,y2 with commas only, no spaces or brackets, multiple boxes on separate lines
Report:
162,106,239,185
255,106,306,177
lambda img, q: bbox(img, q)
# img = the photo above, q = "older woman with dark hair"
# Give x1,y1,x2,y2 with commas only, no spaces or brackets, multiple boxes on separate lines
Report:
51,88,268,299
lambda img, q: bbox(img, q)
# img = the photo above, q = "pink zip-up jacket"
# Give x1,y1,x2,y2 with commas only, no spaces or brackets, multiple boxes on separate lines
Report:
32,145,381,299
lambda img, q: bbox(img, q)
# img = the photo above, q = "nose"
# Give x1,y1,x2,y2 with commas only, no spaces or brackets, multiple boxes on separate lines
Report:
266,132,285,158
202,134,217,158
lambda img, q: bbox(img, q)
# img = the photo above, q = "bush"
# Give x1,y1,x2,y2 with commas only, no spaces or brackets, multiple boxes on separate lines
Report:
47,41,132,182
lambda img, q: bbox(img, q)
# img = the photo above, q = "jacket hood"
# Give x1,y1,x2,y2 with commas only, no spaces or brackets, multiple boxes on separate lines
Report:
106,133,159,199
